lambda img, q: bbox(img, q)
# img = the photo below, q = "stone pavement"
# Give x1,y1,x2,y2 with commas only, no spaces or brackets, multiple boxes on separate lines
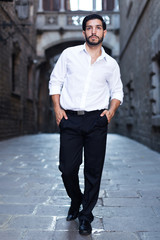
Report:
0,133,160,240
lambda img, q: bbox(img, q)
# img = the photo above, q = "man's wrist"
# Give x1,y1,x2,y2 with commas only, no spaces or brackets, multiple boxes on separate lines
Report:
54,105,62,112
108,109,115,117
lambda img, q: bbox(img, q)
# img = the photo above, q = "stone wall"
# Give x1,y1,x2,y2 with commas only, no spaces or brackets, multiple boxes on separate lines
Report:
118,0,160,152
0,1,39,139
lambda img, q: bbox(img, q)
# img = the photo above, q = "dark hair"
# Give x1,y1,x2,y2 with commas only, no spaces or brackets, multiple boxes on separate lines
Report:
82,14,106,31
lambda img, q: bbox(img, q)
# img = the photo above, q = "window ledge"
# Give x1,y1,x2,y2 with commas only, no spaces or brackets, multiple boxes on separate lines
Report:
152,115,160,127
126,116,134,125
11,92,21,98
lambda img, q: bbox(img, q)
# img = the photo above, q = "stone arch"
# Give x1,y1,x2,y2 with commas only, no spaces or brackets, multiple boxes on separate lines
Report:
45,39,112,59
37,31,118,58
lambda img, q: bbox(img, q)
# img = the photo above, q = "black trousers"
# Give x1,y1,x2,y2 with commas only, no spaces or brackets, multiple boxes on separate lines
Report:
59,110,108,222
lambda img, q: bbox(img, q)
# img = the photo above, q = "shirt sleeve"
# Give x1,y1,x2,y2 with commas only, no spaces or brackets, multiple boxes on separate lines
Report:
109,62,124,104
49,49,67,95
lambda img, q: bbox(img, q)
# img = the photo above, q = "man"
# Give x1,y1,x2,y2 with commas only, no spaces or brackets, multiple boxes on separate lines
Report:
49,14,123,235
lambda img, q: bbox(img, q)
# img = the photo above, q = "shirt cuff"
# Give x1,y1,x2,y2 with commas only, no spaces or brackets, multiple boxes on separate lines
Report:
111,94,123,105
49,86,61,95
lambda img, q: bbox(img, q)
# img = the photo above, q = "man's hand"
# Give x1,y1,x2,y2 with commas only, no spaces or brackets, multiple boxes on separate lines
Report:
51,94,68,126
54,106,68,126
100,109,114,123
100,99,121,123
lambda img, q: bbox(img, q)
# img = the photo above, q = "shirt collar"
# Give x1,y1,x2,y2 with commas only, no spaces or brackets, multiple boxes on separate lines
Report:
100,47,108,62
80,43,108,62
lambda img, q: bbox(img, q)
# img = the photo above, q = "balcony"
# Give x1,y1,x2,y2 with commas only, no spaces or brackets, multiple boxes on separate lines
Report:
36,0,120,58
37,11,119,31
37,0,119,31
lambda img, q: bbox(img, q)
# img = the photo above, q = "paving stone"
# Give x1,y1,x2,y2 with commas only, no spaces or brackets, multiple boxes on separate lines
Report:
55,217,78,231
118,184,160,192
0,215,12,228
8,216,56,230
0,230,24,240
138,189,160,199
0,204,35,215
93,206,155,218
0,187,26,196
92,217,104,233
139,232,160,240
106,190,140,198
0,133,160,240
52,230,92,240
92,232,140,240
103,216,160,232
152,206,160,217
19,230,54,240
103,197,160,207
35,205,68,216
0,195,48,204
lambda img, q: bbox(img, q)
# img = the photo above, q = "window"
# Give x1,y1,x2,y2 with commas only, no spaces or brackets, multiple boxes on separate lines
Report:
126,80,135,117
67,0,102,11
66,0,115,11
43,0,116,11
43,0,60,11
150,55,160,116
15,0,29,19
150,28,160,127
102,0,115,11
11,41,21,95
27,61,34,99
11,41,21,94
11,53,20,94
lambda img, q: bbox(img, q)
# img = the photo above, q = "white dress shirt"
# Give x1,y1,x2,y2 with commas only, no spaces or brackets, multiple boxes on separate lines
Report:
49,44,123,111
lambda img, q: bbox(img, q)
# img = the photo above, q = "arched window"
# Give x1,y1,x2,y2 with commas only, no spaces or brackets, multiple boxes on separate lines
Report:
11,41,21,94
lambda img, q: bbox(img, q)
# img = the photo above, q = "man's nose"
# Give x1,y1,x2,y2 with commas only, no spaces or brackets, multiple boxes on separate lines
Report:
92,27,96,34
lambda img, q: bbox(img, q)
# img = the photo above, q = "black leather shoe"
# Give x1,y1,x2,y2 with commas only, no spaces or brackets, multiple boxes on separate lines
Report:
66,207,79,221
79,219,92,235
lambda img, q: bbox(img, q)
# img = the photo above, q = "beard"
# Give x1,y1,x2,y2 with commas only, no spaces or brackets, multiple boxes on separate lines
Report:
85,34,104,46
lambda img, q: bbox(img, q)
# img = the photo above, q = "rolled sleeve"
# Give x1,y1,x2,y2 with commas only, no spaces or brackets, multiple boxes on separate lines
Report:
109,63,123,104
49,50,67,96
48,85,61,95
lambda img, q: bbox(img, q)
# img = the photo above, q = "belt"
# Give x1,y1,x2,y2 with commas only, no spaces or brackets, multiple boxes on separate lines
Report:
65,110,103,116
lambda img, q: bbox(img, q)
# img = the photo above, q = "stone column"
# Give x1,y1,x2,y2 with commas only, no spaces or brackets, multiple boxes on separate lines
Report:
93,0,96,11
60,0,65,12
37,0,43,12
114,0,119,11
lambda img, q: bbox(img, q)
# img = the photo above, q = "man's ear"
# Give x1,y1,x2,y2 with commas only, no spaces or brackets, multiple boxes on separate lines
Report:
104,30,107,37
82,31,85,39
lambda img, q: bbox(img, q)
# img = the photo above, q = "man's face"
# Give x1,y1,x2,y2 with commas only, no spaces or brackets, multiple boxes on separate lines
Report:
83,19,107,46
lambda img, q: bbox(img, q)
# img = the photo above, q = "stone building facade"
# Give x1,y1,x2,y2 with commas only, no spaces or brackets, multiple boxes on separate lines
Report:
0,0,39,139
118,0,160,152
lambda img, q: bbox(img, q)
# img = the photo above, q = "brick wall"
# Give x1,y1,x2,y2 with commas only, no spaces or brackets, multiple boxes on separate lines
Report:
0,1,39,139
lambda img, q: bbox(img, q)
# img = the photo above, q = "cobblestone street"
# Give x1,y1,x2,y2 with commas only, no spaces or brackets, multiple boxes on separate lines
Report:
0,133,160,240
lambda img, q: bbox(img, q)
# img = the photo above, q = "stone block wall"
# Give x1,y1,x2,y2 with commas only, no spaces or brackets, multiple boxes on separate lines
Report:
118,0,160,152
